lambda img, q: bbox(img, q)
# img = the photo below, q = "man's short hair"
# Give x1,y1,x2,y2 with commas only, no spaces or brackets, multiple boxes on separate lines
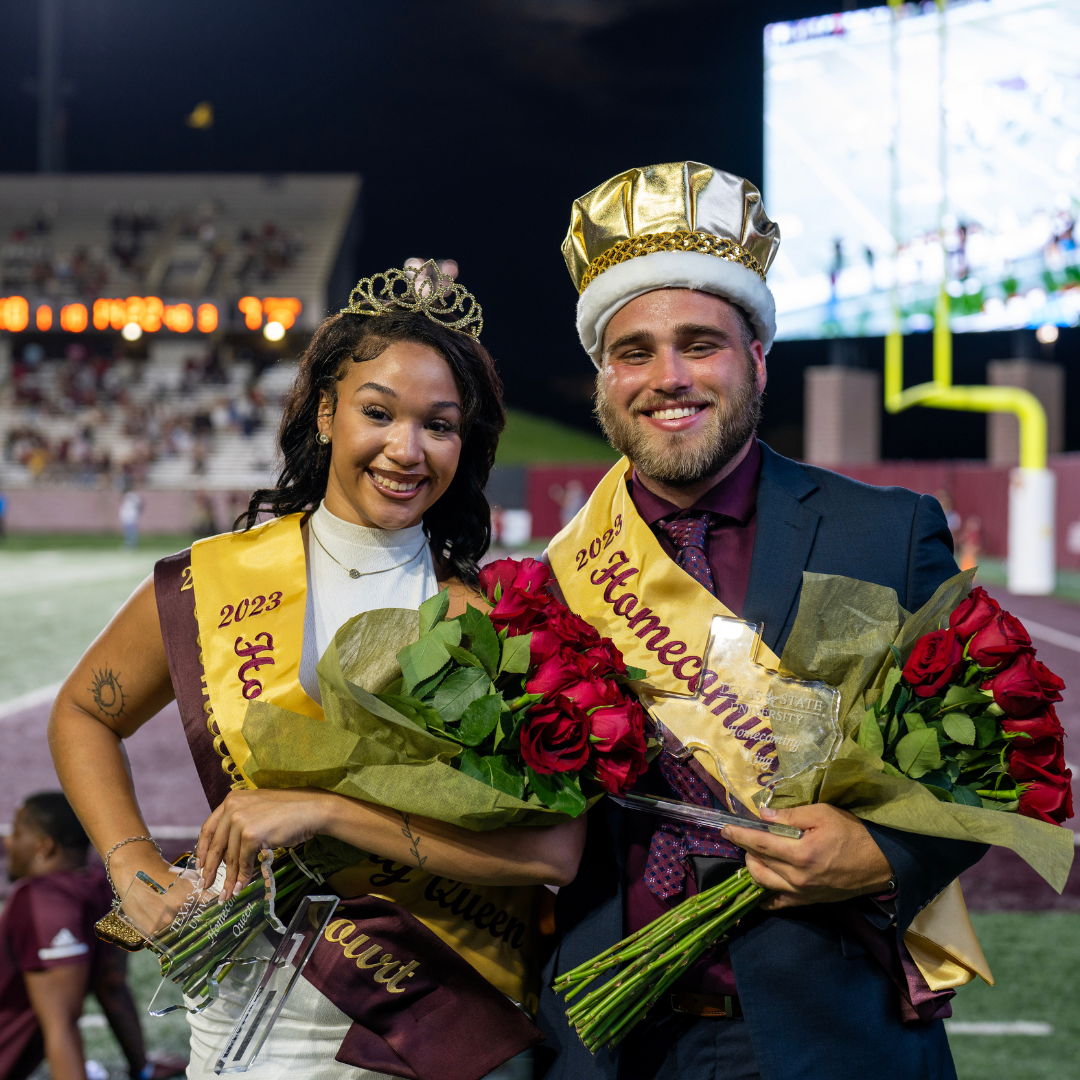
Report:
22,792,89,853
730,301,756,357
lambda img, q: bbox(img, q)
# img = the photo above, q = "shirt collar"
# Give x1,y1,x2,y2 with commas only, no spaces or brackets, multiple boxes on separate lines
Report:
629,437,762,526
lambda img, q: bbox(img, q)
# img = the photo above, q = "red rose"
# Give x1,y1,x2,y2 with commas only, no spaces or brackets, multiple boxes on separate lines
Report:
520,696,590,774
561,677,622,713
588,699,649,795
580,640,628,679
902,628,965,698
479,556,550,604
1002,705,1064,741
967,611,1032,669
949,586,1001,642
478,558,520,604
982,653,1065,717
1008,737,1067,781
490,585,552,633
1017,771,1073,825
526,647,592,698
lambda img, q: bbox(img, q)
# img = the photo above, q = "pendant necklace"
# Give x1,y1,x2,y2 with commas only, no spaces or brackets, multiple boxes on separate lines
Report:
309,522,425,579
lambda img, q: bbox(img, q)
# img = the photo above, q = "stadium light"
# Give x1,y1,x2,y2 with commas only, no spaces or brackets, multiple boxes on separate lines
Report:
36,305,53,331
60,304,88,332
122,322,142,341
197,303,218,333
0,296,30,332
263,320,285,341
238,296,263,330
163,304,194,333
1036,324,1059,345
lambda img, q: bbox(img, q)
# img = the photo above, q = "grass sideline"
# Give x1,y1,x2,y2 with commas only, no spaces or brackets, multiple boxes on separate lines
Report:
976,558,1080,606
496,408,618,466
45,913,1080,1075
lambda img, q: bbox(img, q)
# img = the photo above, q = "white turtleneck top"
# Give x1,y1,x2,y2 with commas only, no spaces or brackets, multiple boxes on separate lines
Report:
298,500,439,701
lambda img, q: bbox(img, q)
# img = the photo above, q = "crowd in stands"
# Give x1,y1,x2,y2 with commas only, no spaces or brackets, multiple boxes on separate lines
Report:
1,204,300,298
2,340,277,490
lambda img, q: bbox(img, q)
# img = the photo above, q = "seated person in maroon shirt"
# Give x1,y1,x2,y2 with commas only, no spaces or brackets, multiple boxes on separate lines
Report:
0,792,185,1080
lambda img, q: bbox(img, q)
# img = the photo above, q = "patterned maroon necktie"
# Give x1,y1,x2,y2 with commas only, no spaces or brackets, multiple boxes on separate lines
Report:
644,511,742,900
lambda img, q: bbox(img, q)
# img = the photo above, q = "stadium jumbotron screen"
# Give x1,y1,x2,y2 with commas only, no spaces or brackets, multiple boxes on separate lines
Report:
764,0,1080,341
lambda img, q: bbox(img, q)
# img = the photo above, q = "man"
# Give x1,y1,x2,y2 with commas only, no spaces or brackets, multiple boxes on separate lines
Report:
536,162,987,1080
1,792,184,1080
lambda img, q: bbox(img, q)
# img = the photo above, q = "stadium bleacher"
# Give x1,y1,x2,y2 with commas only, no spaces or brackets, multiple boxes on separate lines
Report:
0,174,359,498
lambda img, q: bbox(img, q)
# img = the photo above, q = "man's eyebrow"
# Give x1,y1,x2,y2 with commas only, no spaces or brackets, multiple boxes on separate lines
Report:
672,322,734,341
605,329,657,354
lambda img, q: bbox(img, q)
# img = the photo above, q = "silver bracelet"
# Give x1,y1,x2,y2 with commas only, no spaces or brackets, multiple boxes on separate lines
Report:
104,835,163,900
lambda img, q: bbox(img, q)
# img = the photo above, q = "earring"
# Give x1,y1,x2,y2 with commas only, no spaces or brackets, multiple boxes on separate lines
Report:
317,432,330,445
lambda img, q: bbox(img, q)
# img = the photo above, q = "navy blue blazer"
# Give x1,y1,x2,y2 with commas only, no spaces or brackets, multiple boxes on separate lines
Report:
537,443,988,1080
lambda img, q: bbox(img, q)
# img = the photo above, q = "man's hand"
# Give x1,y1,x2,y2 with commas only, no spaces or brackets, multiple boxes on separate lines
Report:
722,804,894,910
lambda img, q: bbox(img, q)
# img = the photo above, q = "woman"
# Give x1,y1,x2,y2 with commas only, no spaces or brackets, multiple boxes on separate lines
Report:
49,264,585,1078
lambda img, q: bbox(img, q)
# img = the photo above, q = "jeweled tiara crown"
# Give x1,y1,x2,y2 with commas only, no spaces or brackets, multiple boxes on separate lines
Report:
340,260,483,338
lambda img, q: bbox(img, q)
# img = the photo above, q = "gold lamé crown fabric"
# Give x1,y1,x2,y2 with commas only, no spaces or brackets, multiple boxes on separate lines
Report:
562,161,781,293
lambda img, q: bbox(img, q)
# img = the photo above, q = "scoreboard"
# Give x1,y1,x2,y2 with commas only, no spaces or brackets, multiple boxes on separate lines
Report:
0,295,302,335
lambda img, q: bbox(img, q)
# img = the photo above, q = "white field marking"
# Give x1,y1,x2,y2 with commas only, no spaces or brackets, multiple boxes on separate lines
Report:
0,682,63,719
1022,619,1080,654
945,1021,1052,1036
0,823,201,839
0,561,149,598
77,1014,108,1029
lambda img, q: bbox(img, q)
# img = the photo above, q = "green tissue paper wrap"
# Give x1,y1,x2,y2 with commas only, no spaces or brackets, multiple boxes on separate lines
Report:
240,607,583,832
769,569,1074,893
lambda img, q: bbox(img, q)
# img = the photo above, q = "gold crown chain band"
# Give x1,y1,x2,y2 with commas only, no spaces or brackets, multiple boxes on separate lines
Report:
578,230,767,294
340,260,483,338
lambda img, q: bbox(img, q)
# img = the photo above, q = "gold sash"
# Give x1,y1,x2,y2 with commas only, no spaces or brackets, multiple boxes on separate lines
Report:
548,458,992,990
189,515,540,1006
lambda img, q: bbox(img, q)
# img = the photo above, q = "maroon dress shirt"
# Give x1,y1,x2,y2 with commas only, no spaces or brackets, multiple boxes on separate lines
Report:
624,437,763,997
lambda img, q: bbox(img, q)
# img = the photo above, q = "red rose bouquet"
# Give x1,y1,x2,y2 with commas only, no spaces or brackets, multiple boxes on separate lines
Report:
860,586,1071,824
378,557,650,814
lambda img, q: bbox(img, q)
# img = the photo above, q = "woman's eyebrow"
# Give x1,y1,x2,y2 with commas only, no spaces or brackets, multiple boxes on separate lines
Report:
357,381,396,396
431,401,461,411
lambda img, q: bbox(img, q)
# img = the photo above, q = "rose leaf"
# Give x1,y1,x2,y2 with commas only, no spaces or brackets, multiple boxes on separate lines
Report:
879,667,902,713
458,694,504,747
881,761,907,779
922,784,955,803
526,767,587,816
446,643,484,669
499,632,532,675
903,712,927,734
457,605,500,677
431,620,463,649
399,637,452,694
952,784,982,807
623,665,648,681
433,667,492,723
974,714,1001,749
942,684,993,710
896,728,942,778
419,588,451,634
941,712,977,746
856,709,884,756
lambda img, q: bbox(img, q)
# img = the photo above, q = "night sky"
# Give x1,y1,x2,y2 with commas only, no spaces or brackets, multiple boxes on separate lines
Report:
0,0,1074,456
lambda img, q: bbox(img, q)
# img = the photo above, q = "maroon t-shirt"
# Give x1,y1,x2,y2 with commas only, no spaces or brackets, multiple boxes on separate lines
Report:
625,438,763,997
0,867,112,1080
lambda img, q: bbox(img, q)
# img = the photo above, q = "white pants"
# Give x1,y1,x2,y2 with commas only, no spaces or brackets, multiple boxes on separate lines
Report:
185,941,533,1080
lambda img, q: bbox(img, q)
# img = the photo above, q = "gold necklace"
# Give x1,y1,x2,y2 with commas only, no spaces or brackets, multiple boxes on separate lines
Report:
308,522,426,579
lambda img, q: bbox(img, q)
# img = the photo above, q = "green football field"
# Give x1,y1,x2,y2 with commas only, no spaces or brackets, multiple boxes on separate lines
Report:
2,536,1076,1078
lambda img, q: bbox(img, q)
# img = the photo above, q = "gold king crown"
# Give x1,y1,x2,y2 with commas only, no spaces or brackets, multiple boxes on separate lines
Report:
340,260,483,338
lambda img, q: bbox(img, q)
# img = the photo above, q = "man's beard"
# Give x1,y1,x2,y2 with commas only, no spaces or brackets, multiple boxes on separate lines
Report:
594,356,762,488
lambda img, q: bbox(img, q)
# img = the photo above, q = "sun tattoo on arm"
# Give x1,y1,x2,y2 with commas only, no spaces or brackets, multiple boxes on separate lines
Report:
399,813,427,871
89,667,127,720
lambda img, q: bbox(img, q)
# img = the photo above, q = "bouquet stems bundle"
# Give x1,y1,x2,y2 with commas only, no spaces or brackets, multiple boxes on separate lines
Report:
140,859,306,1001
553,868,763,1051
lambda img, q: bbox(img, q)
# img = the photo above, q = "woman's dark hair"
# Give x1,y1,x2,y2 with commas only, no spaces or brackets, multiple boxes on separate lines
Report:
241,309,505,585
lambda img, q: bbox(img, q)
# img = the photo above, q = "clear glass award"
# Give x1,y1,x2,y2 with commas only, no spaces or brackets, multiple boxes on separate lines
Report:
631,615,842,830
115,848,338,1070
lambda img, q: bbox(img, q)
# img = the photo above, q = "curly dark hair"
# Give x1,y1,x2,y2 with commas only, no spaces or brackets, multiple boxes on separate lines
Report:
240,310,505,585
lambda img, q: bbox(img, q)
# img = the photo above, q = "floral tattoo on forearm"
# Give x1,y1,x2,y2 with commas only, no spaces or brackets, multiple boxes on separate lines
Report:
399,813,427,870
89,667,126,720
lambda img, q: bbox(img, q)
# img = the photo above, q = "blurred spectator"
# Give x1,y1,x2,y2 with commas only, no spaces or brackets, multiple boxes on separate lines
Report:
0,792,186,1080
549,479,587,530
191,492,217,538
119,491,143,548
934,489,962,547
958,515,983,572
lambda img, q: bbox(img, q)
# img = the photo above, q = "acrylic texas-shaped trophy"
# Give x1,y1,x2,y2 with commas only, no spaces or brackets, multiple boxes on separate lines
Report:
615,616,842,840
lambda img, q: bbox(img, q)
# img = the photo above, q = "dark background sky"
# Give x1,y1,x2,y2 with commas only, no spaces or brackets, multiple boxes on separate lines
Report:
0,0,1075,457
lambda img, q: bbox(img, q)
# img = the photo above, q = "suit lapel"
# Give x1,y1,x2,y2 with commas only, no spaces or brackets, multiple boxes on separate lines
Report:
744,444,821,655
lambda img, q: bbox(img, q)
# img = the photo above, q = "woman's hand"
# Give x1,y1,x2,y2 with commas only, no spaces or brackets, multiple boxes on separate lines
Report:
195,789,334,899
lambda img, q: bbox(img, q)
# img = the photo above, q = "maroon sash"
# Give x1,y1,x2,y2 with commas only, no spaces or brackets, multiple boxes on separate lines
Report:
154,552,543,1079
